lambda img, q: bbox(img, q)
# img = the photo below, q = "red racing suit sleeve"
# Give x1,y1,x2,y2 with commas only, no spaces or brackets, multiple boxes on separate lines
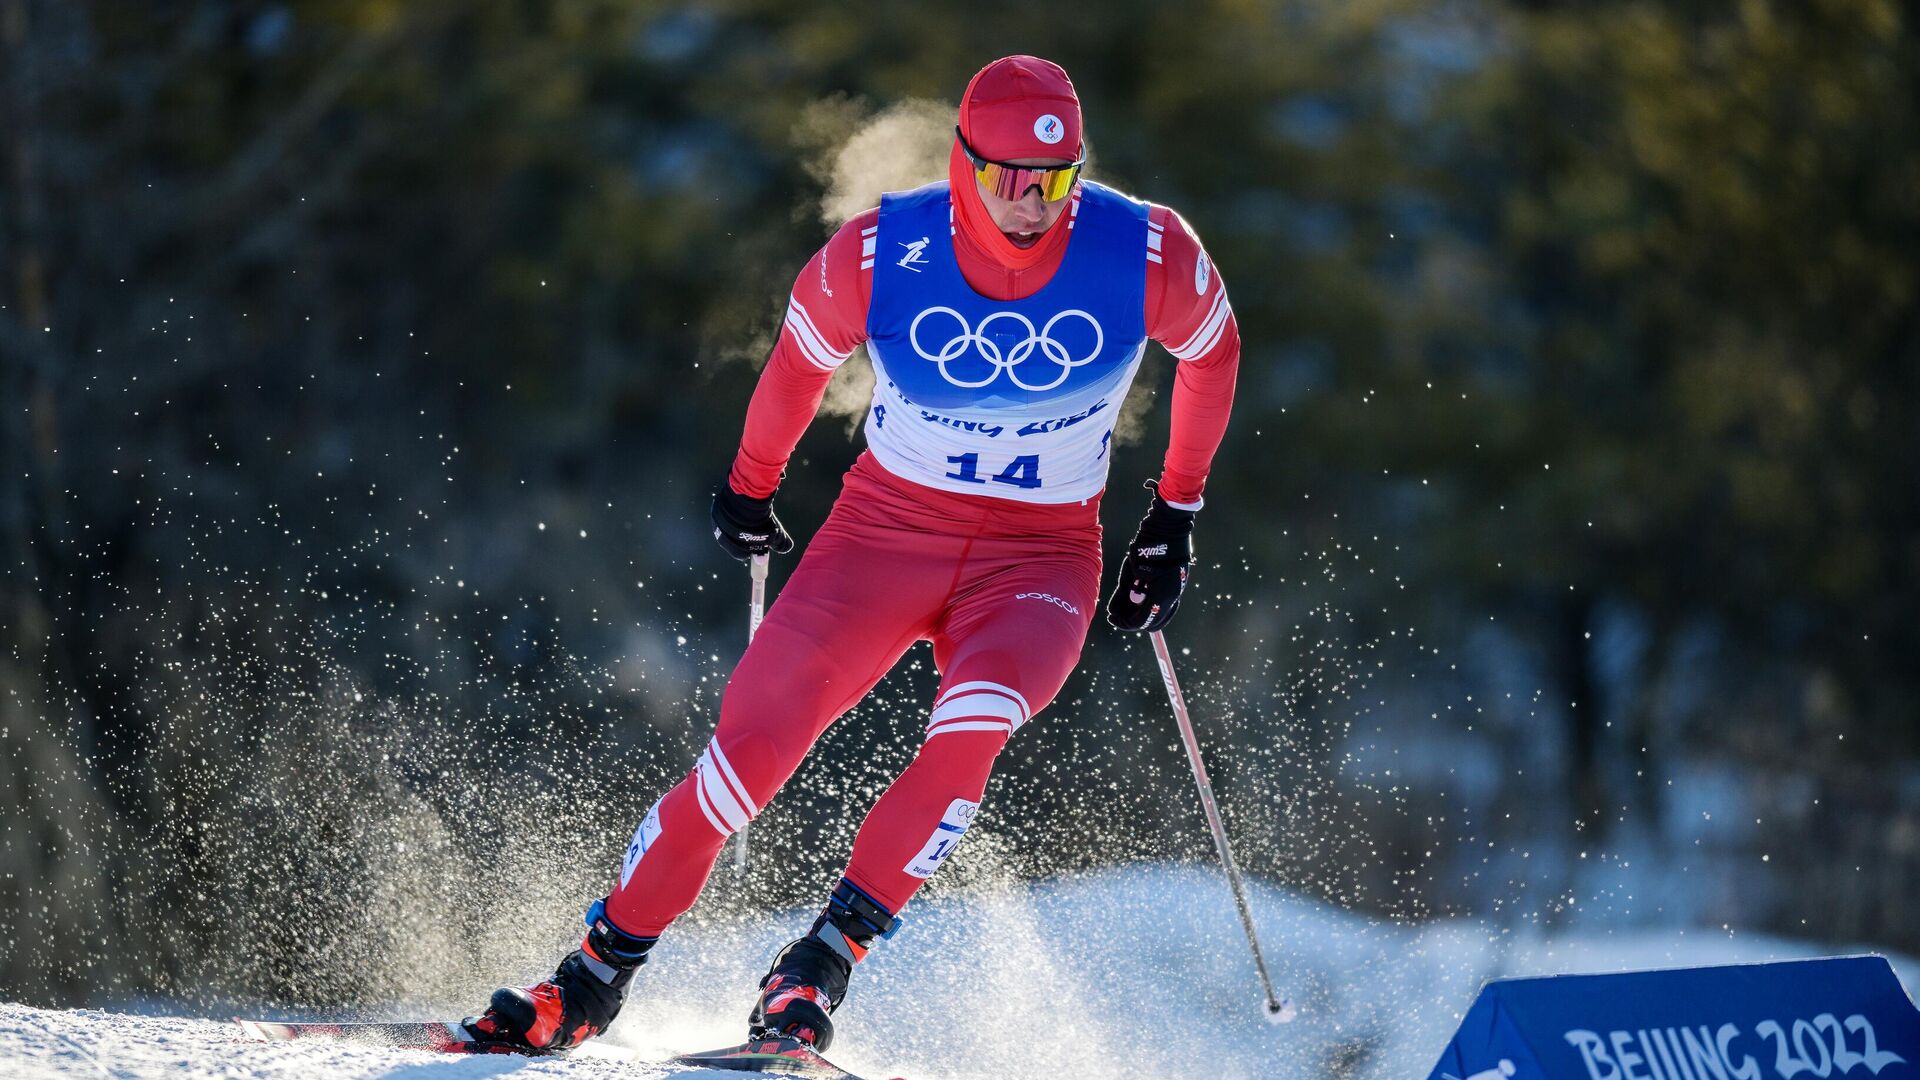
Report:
1145,205,1240,509
726,209,878,499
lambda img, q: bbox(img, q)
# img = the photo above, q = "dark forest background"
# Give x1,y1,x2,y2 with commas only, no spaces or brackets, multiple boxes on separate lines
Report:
3,0,1916,1011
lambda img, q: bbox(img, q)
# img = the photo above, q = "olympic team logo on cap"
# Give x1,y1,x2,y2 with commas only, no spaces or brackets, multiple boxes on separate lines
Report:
909,306,1104,392
1034,113,1065,144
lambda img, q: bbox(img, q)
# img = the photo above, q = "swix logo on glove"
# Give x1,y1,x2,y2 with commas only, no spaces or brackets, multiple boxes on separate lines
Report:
1137,542,1169,557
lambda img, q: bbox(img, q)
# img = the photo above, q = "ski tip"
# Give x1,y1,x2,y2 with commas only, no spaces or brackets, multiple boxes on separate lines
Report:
228,1018,531,1055
234,1018,288,1041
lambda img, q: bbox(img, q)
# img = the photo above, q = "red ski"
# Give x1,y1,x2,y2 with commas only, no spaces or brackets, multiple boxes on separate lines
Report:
236,1020,899,1077
234,1018,550,1055
670,1035,895,1079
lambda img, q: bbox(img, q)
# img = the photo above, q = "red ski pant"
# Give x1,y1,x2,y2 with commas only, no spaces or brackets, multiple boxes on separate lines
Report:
606,453,1101,935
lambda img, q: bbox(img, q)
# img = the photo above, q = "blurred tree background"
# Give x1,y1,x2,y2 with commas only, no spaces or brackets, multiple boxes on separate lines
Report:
3,0,1915,1010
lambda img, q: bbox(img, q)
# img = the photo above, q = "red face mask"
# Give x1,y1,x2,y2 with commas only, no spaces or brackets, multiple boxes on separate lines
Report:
951,55,1085,268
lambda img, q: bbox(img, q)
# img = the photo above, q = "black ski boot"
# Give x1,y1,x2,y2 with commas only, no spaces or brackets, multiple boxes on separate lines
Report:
466,897,656,1051
748,879,900,1052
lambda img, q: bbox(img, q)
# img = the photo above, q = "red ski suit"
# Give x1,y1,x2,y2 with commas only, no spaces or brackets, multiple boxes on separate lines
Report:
605,163,1239,935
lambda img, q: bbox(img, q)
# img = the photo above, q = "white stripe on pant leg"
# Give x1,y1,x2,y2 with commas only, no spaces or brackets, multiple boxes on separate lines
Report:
696,747,750,833
925,719,1016,738
694,770,733,837
705,740,761,819
928,691,1025,730
933,681,1031,723
698,747,749,831
935,679,1030,718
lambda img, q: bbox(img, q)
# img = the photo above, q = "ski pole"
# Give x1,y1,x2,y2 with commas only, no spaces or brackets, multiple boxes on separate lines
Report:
732,553,769,879
1149,628,1296,1023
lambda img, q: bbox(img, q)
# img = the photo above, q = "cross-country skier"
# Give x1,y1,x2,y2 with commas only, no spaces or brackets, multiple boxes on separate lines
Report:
466,54,1240,1054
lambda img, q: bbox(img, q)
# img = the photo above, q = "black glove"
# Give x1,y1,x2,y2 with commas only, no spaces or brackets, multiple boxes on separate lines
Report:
1105,481,1196,632
711,484,795,562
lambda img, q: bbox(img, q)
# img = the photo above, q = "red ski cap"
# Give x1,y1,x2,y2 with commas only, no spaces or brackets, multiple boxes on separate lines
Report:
958,55,1082,163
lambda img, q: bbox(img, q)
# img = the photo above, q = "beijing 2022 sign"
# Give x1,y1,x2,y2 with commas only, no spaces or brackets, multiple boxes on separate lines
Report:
1429,955,1920,1080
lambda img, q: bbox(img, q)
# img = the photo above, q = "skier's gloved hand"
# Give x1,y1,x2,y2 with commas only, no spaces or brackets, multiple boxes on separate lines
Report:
711,483,796,562
1105,481,1196,633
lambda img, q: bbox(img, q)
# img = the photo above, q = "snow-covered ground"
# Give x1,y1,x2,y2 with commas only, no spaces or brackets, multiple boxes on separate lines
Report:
4,864,1914,1080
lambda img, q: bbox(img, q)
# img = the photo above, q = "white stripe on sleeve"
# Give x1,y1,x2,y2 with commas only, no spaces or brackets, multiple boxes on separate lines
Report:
785,297,850,370
1168,289,1232,361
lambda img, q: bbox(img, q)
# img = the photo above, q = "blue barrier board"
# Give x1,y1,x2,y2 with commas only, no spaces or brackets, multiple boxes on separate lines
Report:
1429,955,1920,1080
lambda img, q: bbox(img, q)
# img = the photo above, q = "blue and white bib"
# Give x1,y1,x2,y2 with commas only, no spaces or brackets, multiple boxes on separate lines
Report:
863,180,1149,503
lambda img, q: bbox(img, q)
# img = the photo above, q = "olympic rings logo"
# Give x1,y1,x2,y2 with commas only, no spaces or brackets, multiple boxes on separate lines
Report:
907,306,1105,392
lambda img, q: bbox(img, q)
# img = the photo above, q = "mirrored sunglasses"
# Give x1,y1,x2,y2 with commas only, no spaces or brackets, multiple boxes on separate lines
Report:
956,127,1084,203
